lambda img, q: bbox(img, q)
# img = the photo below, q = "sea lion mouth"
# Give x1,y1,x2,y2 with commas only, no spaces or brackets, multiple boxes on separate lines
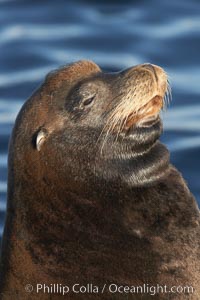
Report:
123,95,163,131
103,93,166,140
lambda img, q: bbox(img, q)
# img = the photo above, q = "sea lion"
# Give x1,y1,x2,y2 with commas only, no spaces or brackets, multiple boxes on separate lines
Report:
0,60,199,300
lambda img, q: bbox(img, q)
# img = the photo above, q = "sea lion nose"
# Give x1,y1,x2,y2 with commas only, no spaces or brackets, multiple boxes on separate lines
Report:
142,63,168,95
142,63,156,72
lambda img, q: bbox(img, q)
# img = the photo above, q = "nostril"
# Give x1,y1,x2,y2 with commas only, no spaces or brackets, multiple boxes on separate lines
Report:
143,63,154,71
143,63,158,82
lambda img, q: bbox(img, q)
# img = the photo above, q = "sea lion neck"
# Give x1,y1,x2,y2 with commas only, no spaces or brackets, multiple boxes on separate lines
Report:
94,120,171,189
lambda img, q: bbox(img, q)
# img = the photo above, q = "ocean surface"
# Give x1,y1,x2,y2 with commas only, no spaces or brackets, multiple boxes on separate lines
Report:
0,0,200,238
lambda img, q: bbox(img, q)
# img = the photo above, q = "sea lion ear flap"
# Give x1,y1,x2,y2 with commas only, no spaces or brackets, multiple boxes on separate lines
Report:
35,128,48,151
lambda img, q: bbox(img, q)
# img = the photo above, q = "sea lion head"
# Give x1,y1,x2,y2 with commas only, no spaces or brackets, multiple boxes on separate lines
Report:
9,60,171,202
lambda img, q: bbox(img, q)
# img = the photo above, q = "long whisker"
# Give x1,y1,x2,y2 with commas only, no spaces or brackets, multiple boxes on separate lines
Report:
97,78,171,154
95,92,125,147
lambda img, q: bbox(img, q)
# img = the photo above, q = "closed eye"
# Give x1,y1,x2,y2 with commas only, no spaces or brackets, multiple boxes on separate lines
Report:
83,95,96,106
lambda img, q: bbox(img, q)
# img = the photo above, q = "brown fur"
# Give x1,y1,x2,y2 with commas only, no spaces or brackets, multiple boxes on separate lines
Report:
0,61,199,300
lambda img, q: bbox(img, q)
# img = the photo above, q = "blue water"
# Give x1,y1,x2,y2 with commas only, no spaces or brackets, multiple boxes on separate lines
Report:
0,0,200,237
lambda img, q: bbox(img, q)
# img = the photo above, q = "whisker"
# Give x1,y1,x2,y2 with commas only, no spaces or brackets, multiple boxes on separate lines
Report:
97,78,171,153
96,92,126,149
115,116,126,143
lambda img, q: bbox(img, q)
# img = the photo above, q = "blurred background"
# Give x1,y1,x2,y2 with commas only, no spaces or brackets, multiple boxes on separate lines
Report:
0,0,200,239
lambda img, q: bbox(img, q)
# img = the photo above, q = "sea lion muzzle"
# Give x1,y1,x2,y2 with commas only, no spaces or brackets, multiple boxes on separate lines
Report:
103,63,170,136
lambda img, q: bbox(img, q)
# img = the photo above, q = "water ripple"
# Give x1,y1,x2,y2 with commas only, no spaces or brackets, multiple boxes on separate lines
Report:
0,66,55,87
168,136,200,152
0,182,7,193
0,24,92,44
132,17,200,39
0,154,7,167
163,105,200,131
